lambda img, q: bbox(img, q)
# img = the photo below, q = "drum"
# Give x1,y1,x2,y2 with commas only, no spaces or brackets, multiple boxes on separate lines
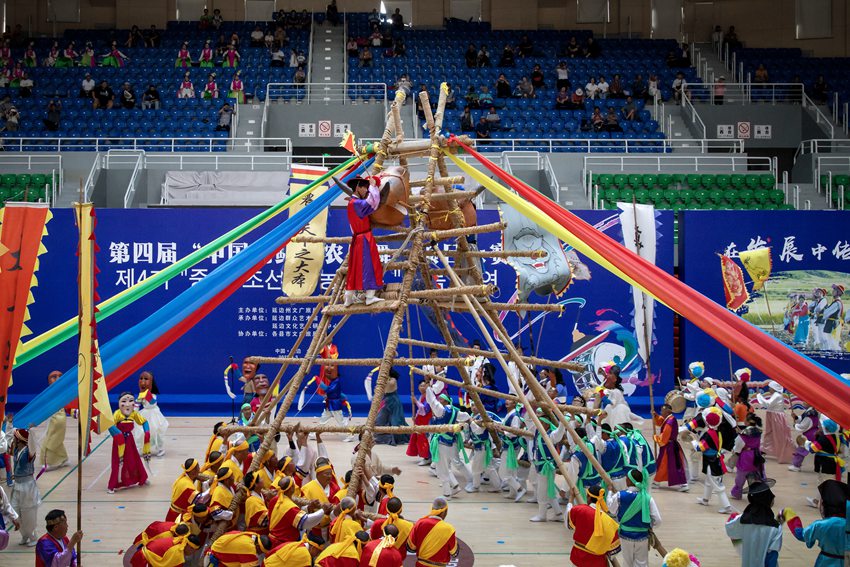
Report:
664,390,686,413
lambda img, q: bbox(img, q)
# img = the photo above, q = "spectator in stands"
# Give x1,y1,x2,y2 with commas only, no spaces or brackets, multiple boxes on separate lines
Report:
499,44,515,67
92,80,114,109
120,82,136,109
530,65,545,90
250,26,264,47
203,74,219,100
4,105,19,132
566,36,582,58
125,25,144,48
754,63,769,83
327,1,340,26
393,38,406,57
264,28,274,49
597,75,610,99
478,85,494,107
609,74,624,99
216,34,228,56
555,88,570,109
18,73,33,97
359,46,373,67
347,38,359,57
584,37,600,59
570,88,585,109
177,72,195,99
518,35,533,58
647,74,659,101
485,106,501,130
555,61,570,91
368,9,381,27
274,26,287,48
584,76,598,100
460,107,474,131
0,96,13,116
712,25,723,47
516,77,534,98
495,74,512,98
146,25,161,48
176,41,192,68
591,107,604,131
223,43,240,68
199,8,213,30
370,28,382,48
812,75,829,103
43,99,61,132
142,85,161,109
101,41,129,67
445,83,456,109
198,40,214,67
465,86,479,108
724,26,740,50
475,116,491,139
605,107,622,132
680,43,691,66
296,50,306,66
477,45,490,67
415,84,428,119
672,72,688,104
396,74,413,99
23,42,36,67
229,32,241,49
10,24,25,49
632,74,647,99
228,71,245,103
43,41,58,67
294,67,306,84
270,45,286,67
212,9,224,30
465,44,478,68
622,96,637,120
714,77,726,105
391,8,404,30
216,103,233,131
80,73,95,98
56,42,77,68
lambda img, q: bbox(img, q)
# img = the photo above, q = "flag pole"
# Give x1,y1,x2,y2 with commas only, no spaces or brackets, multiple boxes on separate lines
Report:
631,199,657,453
75,179,84,564
762,280,778,335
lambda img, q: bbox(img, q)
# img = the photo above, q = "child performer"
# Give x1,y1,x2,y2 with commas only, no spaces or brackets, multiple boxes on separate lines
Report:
652,403,688,491
10,428,40,545
692,408,735,513
407,380,433,466
41,370,70,471
137,370,169,458
730,413,766,500
788,404,819,472
108,392,151,494
0,480,18,549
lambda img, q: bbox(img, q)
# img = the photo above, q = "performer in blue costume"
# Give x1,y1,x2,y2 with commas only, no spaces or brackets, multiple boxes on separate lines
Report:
781,479,848,567
607,469,662,567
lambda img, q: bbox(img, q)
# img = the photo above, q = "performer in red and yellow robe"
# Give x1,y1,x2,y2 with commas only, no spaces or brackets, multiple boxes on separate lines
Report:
566,487,620,567
244,472,269,535
131,535,199,567
167,458,201,521
342,177,384,306
207,531,272,567
315,533,367,567
329,498,362,544
262,537,323,567
407,500,458,567
369,499,413,551
269,477,327,546
359,534,403,567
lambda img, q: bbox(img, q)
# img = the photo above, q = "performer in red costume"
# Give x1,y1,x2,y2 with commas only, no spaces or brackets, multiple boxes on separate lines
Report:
334,176,385,306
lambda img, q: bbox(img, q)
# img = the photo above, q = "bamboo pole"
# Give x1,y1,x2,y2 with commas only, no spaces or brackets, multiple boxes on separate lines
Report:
434,247,612,494
411,367,594,414
293,222,505,244
400,337,585,372
219,423,467,437
409,177,466,188
249,356,474,367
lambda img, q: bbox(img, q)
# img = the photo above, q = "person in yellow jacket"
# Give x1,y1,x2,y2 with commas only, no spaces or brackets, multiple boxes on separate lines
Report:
261,533,326,567
328,497,363,544
167,458,204,522
206,531,272,567
315,531,369,567
244,471,269,535
210,467,238,526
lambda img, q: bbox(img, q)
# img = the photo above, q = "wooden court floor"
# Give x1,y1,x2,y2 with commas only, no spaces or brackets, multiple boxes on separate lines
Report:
0,416,824,566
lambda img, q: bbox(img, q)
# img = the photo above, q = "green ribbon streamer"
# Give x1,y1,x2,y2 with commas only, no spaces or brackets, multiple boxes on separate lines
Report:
14,156,361,368
505,442,518,471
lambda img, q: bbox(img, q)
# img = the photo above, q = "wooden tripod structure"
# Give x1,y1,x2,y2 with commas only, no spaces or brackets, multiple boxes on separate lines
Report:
210,84,616,541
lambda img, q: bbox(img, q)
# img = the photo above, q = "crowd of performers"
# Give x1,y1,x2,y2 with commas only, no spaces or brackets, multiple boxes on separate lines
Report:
1,352,849,565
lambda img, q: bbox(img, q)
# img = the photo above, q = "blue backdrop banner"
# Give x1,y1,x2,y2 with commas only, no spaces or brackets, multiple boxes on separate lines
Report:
10,207,674,418
681,210,850,384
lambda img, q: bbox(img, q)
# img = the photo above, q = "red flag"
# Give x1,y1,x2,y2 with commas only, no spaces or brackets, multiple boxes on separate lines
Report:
720,254,749,311
0,203,51,423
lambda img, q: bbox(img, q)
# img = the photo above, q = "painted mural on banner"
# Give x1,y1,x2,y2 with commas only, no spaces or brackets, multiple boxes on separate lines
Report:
9,208,674,415
681,210,850,382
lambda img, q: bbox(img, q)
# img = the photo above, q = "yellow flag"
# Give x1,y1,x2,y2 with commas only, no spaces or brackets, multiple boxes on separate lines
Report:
738,247,772,291
281,165,330,297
